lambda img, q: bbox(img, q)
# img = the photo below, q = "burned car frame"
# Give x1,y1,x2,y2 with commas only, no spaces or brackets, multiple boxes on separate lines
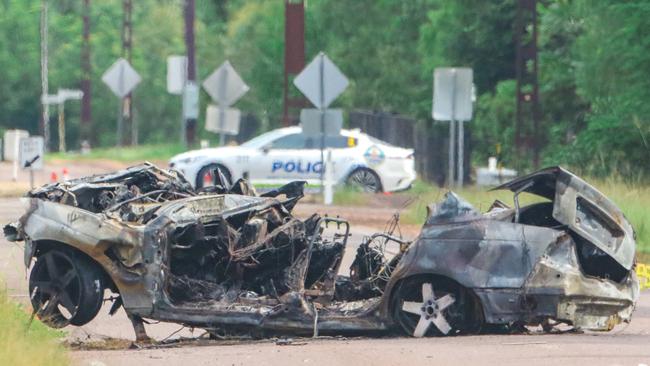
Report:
4,164,639,339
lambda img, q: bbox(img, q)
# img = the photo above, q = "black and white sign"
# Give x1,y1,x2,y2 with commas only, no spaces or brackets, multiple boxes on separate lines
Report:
19,136,44,170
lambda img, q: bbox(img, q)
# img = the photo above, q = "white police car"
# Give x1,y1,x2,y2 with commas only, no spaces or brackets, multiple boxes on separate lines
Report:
169,127,416,193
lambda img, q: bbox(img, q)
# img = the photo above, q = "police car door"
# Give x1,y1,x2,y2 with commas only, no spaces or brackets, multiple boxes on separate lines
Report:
250,133,317,185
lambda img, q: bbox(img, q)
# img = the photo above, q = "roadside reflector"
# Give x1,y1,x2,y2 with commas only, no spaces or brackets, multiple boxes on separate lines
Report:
637,263,650,290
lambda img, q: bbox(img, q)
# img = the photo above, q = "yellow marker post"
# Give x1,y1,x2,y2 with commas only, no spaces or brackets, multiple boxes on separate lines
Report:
636,263,650,290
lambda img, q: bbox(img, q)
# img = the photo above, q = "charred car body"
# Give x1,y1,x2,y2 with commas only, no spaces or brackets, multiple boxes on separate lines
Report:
4,164,639,338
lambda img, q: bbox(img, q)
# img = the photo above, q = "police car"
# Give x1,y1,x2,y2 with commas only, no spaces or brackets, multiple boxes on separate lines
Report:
169,127,416,193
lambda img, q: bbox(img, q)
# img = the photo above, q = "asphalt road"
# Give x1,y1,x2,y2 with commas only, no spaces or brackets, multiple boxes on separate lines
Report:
1,195,649,366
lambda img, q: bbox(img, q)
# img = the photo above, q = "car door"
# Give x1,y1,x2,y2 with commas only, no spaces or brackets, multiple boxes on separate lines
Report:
293,134,360,183
249,133,313,185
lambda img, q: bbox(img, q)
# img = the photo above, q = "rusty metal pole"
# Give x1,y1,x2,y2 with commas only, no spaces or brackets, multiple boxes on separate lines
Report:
184,0,197,146
283,0,305,126
122,0,135,145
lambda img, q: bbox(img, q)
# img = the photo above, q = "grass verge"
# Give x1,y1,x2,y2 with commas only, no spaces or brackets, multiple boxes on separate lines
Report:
45,143,186,163
0,287,68,366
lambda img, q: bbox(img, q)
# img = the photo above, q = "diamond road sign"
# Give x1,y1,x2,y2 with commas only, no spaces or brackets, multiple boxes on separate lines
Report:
202,61,249,106
294,52,348,109
101,58,142,98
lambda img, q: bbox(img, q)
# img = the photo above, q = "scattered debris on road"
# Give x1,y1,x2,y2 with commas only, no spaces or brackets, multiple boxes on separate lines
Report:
4,164,640,340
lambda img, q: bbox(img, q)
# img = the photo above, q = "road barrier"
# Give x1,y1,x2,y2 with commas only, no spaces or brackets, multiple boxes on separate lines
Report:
637,263,650,290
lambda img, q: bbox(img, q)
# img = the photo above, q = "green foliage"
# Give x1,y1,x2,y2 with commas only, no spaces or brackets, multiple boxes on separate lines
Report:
45,143,185,163
0,287,68,366
0,0,649,179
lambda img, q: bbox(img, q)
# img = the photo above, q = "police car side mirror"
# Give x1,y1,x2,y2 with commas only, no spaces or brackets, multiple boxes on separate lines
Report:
261,145,270,154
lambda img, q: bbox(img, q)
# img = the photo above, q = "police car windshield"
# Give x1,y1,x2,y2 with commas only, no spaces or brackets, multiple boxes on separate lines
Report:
367,135,395,147
240,130,287,149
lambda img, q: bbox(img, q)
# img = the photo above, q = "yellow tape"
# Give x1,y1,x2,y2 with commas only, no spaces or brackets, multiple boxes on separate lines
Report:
637,263,650,290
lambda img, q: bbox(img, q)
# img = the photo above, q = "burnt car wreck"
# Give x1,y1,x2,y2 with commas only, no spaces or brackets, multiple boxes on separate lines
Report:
4,164,639,339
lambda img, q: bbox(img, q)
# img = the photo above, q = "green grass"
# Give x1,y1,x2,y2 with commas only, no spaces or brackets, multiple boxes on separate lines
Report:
333,186,376,206
45,143,186,163
0,287,68,365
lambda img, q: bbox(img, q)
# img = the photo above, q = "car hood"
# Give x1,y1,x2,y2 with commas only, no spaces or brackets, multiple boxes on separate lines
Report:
493,166,636,270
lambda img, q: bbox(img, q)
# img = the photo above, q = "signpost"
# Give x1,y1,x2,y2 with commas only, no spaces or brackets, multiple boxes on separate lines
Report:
293,52,349,197
433,68,473,187
202,61,249,145
41,89,83,152
101,58,141,146
19,136,44,189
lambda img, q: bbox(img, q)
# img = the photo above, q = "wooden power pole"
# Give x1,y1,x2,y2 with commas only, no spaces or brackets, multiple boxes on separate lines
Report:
122,0,135,145
80,0,92,144
183,0,197,146
283,0,305,126
514,0,541,169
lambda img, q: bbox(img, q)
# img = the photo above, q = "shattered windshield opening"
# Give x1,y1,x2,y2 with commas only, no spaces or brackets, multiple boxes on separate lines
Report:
425,192,480,225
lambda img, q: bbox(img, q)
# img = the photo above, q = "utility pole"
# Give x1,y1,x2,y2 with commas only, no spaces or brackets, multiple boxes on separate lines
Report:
122,0,135,145
514,0,540,169
80,0,92,145
283,0,305,126
183,0,197,146
40,0,49,151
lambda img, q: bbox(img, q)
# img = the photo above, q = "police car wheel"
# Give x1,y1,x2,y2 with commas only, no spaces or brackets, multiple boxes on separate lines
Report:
197,164,232,188
346,168,381,193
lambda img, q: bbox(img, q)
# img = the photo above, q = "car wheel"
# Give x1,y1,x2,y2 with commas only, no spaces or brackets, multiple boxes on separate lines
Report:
346,168,382,193
391,276,481,337
28,248,105,328
197,164,232,189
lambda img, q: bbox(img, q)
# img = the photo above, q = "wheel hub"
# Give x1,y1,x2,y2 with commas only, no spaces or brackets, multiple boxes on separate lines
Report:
401,282,456,337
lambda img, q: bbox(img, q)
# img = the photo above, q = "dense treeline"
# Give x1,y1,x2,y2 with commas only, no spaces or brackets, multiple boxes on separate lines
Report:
0,0,648,178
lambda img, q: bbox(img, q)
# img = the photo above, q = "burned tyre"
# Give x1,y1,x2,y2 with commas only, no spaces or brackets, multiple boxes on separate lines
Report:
391,276,481,337
346,168,382,193
28,248,105,328
196,163,232,189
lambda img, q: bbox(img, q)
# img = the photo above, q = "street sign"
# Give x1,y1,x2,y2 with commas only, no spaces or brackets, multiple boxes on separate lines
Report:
205,105,240,135
182,81,200,119
58,89,84,101
202,61,249,106
101,58,142,98
41,89,83,105
167,55,187,95
433,68,473,121
19,136,44,170
41,94,60,105
293,52,349,109
432,67,474,188
300,109,343,137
